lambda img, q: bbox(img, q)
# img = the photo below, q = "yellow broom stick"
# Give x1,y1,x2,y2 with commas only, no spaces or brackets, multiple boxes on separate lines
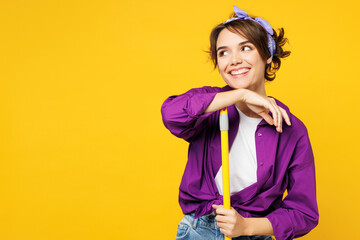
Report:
220,108,231,240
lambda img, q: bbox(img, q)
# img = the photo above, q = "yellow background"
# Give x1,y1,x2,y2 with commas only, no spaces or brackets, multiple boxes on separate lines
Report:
0,0,359,239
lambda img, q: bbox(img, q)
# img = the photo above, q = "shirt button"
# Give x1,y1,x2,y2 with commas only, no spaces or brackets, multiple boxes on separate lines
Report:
260,162,264,166
258,133,262,137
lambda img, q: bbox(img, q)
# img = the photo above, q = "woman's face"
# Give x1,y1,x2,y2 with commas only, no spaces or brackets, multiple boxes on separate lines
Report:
216,28,271,93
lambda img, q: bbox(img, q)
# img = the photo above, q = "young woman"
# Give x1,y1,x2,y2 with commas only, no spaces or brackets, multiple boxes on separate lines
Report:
161,6,319,240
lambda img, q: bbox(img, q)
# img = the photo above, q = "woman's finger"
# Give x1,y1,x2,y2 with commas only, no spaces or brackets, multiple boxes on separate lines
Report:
280,107,291,126
268,98,280,131
212,205,233,216
217,222,232,230
265,101,278,128
270,98,282,132
219,227,231,238
257,110,274,126
215,214,231,223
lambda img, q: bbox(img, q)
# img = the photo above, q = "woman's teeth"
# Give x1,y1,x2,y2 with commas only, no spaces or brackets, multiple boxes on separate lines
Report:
230,68,250,75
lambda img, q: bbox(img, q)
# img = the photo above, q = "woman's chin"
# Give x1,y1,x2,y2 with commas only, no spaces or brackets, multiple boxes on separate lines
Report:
228,83,250,90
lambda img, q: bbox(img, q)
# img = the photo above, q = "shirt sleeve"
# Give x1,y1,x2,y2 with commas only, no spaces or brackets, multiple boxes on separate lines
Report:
161,86,218,141
266,129,319,240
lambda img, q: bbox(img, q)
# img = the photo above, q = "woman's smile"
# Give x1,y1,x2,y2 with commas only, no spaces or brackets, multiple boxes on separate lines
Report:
229,67,250,77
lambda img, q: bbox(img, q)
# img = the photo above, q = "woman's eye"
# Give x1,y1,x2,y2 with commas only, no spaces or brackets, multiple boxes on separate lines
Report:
219,51,228,57
243,46,251,51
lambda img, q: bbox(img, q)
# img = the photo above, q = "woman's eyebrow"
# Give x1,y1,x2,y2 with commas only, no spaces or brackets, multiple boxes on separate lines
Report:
216,41,252,52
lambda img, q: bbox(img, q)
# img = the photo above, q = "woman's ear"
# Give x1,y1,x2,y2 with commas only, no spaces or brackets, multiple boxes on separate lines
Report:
266,57,272,65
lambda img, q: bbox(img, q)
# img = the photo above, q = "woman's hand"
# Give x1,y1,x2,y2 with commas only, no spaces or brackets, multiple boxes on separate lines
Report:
212,204,274,238
204,88,291,133
240,89,291,133
212,204,249,238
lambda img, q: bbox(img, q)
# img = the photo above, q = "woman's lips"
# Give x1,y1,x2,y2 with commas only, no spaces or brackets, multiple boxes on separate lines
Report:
229,68,250,78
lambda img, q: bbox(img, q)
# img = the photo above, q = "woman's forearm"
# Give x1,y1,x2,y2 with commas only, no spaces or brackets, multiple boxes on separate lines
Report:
205,89,245,113
245,217,274,236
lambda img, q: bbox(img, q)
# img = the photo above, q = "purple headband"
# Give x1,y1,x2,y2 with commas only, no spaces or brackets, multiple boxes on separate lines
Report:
223,5,276,57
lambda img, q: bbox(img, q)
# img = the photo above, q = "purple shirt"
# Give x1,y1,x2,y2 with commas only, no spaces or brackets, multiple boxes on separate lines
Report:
161,86,319,240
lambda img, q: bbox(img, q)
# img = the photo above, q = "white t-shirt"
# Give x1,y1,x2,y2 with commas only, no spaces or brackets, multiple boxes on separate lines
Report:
215,107,262,196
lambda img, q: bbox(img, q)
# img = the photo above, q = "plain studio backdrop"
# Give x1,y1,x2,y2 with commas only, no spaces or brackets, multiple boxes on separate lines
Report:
0,0,359,239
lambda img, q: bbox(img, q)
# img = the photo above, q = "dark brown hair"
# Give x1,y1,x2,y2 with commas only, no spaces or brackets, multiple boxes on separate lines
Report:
209,13,290,81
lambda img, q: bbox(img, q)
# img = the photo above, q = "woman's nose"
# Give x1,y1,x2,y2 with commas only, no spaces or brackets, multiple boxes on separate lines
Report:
231,52,243,65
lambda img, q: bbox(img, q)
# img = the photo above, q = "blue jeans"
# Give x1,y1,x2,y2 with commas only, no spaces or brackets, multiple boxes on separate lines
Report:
175,212,273,240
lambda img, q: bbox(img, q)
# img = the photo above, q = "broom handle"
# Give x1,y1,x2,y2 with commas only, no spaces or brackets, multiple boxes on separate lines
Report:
220,108,231,240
